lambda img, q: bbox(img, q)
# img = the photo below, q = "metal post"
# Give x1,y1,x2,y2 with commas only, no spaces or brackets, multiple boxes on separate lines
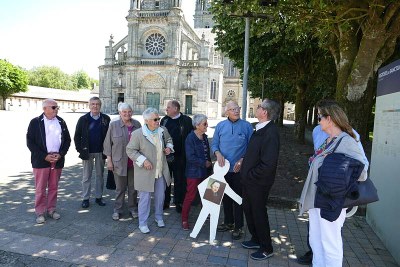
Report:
242,17,250,119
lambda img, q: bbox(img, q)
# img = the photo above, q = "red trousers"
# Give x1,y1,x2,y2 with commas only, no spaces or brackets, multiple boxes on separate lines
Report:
182,178,203,222
33,167,62,215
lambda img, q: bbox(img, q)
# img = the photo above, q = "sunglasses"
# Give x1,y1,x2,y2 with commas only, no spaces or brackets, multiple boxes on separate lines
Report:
151,118,161,122
48,106,59,110
202,122,208,126
317,114,327,122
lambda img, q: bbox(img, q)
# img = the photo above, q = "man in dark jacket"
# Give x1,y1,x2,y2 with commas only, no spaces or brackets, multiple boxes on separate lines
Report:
74,97,110,208
27,99,71,224
240,99,280,261
160,100,193,213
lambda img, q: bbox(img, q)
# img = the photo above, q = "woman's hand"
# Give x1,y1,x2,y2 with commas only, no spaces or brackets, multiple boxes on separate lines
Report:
205,160,212,168
107,160,114,171
143,159,153,170
164,147,172,155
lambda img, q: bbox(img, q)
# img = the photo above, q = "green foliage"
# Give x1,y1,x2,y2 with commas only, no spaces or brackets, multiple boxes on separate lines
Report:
27,66,96,90
71,70,91,89
211,0,336,106
0,59,28,107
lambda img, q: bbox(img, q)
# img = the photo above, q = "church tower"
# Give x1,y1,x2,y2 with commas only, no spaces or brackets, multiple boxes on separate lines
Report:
194,0,214,28
99,0,227,118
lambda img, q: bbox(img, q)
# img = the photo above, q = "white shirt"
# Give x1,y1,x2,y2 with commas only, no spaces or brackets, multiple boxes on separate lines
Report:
43,116,62,153
255,120,270,131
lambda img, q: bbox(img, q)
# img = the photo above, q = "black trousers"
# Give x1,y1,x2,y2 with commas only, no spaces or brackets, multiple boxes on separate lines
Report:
164,155,186,205
221,172,243,229
242,184,273,252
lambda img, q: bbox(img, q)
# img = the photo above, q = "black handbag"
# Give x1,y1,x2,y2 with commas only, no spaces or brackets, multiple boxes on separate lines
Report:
106,170,116,190
343,178,379,207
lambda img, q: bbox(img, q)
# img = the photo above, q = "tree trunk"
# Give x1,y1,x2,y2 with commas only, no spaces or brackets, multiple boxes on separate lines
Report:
278,97,284,126
1,97,5,110
294,82,307,144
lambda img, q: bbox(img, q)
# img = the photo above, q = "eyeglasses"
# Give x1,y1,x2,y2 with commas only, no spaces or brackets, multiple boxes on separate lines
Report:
202,122,208,126
228,107,241,112
47,106,59,110
317,114,327,122
151,118,161,122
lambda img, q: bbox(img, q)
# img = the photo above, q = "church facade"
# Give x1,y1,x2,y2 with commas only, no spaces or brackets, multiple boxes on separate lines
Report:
99,0,247,118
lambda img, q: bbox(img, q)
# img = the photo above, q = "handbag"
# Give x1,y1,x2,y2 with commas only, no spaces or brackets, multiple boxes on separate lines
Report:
343,178,379,207
106,170,116,190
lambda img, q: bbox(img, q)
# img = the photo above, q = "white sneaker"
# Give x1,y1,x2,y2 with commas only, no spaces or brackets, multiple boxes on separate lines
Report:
36,215,45,224
112,212,120,221
48,211,60,220
139,225,150,234
155,219,165,228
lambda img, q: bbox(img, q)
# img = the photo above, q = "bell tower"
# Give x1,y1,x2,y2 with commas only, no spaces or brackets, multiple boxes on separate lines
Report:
194,0,214,28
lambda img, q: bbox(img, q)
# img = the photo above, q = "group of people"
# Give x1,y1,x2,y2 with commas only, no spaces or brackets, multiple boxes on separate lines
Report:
26,96,368,264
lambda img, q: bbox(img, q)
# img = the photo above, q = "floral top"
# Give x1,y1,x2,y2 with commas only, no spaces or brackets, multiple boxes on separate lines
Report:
308,137,337,166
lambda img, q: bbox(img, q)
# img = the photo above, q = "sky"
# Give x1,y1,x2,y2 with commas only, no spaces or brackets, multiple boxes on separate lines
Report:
0,0,195,79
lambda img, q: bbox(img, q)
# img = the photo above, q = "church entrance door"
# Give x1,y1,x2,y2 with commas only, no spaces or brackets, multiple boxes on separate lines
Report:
146,92,160,110
185,95,193,114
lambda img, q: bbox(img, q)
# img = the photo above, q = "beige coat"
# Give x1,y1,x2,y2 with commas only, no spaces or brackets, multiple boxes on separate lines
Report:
126,126,173,192
103,117,141,176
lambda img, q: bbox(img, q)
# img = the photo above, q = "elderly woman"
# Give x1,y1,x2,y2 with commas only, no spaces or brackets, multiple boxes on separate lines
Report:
103,103,141,221
126,108,173,234
299,100,368,266
181,114,211,230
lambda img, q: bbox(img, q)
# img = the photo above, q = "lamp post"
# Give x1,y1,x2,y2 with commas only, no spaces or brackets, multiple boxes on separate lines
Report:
224,0,278,119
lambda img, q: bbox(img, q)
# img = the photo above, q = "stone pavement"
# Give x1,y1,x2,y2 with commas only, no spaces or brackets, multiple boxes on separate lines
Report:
0,111,398,266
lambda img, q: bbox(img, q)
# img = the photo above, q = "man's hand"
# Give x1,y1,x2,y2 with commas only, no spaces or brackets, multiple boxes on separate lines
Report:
233,158,243,173
215,151,225,167
107,160,114,171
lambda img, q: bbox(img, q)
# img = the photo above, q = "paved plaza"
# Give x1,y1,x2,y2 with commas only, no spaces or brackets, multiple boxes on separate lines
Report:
0,111,398,266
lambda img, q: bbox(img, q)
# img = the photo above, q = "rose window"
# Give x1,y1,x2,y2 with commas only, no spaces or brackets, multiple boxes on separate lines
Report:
145,33,166,56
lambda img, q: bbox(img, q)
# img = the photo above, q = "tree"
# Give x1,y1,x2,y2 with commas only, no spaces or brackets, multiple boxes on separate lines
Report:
28,66,75,90
71,70,92,89
211,0,336,142
212,0,400,142
0,59,28,110
285,0,400,141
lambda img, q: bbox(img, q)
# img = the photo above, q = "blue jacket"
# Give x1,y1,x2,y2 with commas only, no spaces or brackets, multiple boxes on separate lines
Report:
314,149,365,222
211,118,253,172
185,131,211,179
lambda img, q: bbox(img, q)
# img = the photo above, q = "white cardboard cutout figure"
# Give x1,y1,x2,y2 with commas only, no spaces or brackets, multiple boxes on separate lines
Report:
189,160,242,244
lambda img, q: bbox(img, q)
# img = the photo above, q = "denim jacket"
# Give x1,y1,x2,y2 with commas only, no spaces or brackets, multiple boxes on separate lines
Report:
185,131,211,179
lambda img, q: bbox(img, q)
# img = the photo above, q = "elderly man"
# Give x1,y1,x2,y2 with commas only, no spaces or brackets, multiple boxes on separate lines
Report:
27,99,71,224
240,99,280,261
211,100,253,240
74,97,110,208
160,100,193,213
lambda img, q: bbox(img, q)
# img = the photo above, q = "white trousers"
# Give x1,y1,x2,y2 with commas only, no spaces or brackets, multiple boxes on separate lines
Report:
309,208,346,267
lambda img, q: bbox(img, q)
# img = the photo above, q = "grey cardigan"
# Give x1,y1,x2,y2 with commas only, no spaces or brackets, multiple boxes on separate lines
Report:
126,126,173,192
298,132,368,215
103,117,141,176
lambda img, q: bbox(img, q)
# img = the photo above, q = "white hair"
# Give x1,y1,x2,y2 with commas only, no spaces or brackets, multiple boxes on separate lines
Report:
142,107,159,120
118,102,132,112
192,114,207,127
